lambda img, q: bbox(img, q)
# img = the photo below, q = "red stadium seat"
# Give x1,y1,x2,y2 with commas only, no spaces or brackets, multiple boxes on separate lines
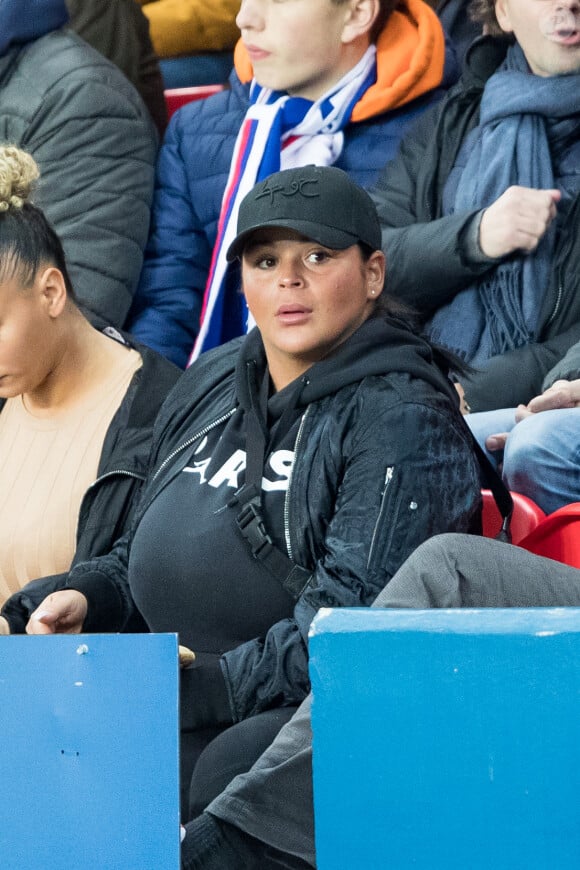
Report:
519,503,580,570
164,84,225,119
481,488,546,545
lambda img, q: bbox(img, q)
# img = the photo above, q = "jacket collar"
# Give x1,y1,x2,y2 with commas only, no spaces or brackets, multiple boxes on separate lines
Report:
462,34,511,91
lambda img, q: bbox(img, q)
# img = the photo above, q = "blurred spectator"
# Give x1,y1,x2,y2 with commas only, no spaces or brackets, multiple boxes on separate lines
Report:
67,0,168,136
0,144,179,615
372,0,580,413
127,0,459,367
468,337,580,514
0,0,158,329
138,0,240,87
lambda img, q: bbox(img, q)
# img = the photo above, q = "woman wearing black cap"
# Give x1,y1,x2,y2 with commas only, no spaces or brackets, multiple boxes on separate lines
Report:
24,165,482,857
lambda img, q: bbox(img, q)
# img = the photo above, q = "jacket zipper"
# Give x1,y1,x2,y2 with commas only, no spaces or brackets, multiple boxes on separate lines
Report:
544,272,563,330
544,197,579,329
284,407,310,562
151,409,237,483
84,468,143,493
367,466,395,568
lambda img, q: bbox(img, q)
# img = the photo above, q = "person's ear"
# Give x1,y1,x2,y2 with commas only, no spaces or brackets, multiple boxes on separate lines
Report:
494,0,514,35
341,0,380,45
38,266,67,319
365,250,386,300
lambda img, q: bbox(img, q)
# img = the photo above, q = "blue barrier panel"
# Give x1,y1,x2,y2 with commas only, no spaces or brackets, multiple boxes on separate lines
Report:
309,608,580,870
0,633,179,869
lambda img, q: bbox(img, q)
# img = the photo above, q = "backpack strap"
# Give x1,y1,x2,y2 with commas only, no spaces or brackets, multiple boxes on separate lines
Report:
235,485,313,601
231,362,312,602
468,427,514,543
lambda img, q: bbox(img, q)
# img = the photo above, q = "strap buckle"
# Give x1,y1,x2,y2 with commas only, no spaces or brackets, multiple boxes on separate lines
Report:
236,498,274,560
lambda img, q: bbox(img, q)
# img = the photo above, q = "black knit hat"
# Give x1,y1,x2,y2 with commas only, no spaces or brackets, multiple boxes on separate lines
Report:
226,165,382,261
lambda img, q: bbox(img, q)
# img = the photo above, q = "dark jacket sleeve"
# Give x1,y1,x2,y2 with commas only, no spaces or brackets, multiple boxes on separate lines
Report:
26,35,158,329
64,530,136,632
462,321,580,411
371,108,494,314
0,529,138,635
1,574,69,635
220,391,482,723
541,338,580,390
1,563,148,634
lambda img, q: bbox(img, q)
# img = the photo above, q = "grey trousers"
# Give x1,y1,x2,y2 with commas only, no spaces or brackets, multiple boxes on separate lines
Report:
206,534,580,866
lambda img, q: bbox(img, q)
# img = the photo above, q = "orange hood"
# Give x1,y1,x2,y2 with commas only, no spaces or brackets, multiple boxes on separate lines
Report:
234,0,446,123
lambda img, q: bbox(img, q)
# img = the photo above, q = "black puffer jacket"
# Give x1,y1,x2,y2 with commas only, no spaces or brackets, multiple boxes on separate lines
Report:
372,36,580,412
0,0,158,328
60,318,482,724
1,333,180,633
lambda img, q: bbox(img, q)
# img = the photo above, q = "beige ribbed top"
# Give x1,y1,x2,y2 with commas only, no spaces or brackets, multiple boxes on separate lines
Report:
0,348,141,606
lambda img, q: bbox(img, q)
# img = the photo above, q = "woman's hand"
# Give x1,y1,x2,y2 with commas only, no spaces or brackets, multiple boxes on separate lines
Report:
0,615,10,635
178,645,196,668
26,590,88,635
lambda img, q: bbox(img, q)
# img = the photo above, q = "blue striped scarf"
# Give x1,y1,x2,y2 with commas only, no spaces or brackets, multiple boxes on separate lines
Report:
189,47,377,363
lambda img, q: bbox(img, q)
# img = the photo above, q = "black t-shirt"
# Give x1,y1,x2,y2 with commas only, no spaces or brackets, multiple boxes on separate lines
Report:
128,405,300,653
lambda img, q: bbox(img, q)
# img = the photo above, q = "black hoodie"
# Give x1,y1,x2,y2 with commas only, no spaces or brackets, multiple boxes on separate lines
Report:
70,316,479,733
64,315,482,730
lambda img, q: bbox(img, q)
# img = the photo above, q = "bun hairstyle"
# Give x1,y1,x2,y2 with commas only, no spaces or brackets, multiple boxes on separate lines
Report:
0,144,75,299
0,146,39,213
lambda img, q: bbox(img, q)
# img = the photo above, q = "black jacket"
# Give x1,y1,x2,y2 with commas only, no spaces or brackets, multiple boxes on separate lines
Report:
59,318,482,725
1,333,180,633
0,1,158,329
542,338,580,387
372,36,580,412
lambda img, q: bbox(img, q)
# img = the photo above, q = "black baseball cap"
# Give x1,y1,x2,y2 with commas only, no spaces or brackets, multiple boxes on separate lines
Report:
226,165,382,261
